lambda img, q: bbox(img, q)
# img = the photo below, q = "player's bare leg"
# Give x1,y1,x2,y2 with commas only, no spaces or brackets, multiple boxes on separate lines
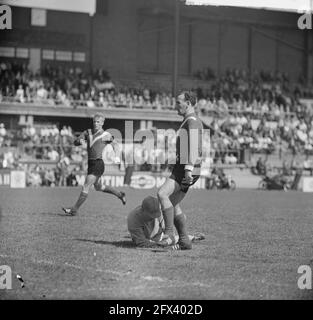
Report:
157,178,181,245
62,174,96,215
170,201,204,250
94,179,126,205
170,191,192,250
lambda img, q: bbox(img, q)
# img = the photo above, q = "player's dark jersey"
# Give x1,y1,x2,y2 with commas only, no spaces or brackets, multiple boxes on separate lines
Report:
75,129,113,160
175,112,203,175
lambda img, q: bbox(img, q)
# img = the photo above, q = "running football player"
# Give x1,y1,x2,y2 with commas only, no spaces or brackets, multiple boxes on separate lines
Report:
157,91,203,249
62,113,126,215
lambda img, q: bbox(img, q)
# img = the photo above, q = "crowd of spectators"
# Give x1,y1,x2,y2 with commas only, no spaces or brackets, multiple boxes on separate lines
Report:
2,61,313,166
0,125,85,187
0,61,175,110
2,117,313,188
195,67,313,104
25,163,84,187
208,108,313,164
195,69,313,164
2,62,312,113
4,62,313,116
2,111,313,170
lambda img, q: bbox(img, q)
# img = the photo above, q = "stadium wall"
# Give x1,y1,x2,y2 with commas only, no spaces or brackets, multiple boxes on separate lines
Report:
137,1,307,83
0,6,91,70
0,167,310,191
91,0,138,80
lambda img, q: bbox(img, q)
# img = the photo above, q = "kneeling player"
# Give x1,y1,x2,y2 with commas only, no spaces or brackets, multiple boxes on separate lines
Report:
127,196,204,249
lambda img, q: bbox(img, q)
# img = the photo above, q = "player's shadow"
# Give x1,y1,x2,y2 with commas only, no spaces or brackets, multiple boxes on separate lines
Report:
75,238,137,249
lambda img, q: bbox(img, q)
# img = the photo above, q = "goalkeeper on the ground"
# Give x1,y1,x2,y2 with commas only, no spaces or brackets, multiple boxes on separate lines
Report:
127,196,205,249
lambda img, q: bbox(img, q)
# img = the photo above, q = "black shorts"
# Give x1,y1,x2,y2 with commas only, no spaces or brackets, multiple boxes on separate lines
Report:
169,164,200,193
87,159,105,177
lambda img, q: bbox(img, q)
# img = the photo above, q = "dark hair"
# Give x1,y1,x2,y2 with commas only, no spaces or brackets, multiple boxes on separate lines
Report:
182,91,197,106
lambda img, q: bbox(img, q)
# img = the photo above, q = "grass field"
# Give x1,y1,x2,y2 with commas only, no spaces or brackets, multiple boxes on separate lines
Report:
1,187,313,300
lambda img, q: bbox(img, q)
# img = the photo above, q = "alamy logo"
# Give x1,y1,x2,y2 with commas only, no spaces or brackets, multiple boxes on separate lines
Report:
0,5,12,30
0,265,12,289
297,12,312,29
297,265,312,290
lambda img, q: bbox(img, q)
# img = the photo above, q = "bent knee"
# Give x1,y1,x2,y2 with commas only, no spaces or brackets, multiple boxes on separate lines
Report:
82,185,90,194
82,181,94,193
157,189,168,200
174,206,183,216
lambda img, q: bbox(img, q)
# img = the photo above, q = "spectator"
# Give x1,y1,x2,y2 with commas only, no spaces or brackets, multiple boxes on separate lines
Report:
36,85,48,101
15,84,25,103
27,167,42,187
43,168,56,187
0,123,6,137
255,157,266,175
66,167,79,187
47,147,59,161
57,153,70,186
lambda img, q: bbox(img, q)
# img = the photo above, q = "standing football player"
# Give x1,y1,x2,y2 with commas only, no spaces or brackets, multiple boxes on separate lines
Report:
62,113,126,215
157,91,203,249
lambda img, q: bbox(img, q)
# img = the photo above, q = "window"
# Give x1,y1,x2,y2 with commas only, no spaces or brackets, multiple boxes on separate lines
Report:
16,48,29,58
31,8,47,27
0,47,15,57
42,49,54,60
55,51,72,61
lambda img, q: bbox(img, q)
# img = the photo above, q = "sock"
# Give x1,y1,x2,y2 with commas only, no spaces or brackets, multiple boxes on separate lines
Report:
174,214,190,243
101,185,122,198
72,191,88,212
162,207,174,237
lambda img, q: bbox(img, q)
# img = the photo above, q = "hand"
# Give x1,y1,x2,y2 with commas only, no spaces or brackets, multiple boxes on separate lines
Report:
182,170,193,185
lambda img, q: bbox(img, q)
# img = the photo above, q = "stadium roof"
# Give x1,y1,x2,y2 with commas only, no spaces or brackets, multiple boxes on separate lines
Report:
0,0,96,15
0,0,311,15
185,0,312,13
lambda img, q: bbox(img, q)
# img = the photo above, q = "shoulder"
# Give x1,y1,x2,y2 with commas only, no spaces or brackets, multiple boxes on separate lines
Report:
127,206,143,224
186,116,198,123
102,130,111,136
101,131,113,141
186,116,202,128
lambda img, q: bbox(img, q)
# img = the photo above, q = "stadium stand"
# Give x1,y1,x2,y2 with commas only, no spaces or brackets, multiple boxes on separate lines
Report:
1,33,313,188
2,61,313,169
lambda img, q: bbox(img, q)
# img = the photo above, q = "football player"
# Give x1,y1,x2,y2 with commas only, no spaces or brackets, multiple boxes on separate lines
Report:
157,91,203,249
127,196,204,249
62,113,126,215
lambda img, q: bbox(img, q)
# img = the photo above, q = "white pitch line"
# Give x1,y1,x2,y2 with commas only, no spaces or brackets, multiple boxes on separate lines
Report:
42,277,215,295
0,253,213,295
0,251,300,300
0,253,131,278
